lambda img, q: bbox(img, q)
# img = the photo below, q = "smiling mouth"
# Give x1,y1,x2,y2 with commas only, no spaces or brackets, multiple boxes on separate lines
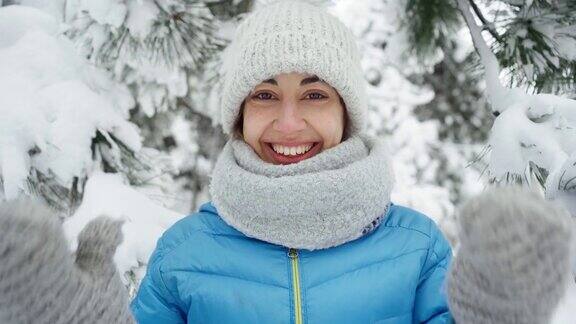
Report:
264,142,322,165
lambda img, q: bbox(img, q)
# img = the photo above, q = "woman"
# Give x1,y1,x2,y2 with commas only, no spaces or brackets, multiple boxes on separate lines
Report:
131,1,453,322
0,1,572,324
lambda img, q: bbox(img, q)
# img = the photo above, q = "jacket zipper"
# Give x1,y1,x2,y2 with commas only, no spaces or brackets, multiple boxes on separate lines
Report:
288,248,303,324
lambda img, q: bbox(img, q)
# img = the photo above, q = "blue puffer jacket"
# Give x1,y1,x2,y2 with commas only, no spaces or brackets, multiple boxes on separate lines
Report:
130,201,453,323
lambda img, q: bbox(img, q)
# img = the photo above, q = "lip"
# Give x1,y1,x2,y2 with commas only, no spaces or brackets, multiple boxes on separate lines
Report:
263,141,322,165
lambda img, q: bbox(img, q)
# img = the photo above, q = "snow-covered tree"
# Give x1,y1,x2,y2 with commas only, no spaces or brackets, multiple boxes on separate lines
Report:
65,0,224,115
63,0,252,212
0,5,151,212
0,2,193,295
400,0,576,215
456,0,576,215
482,0,576,93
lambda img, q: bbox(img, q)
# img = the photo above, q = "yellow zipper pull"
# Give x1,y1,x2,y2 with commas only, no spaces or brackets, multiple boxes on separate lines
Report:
288,248,298,259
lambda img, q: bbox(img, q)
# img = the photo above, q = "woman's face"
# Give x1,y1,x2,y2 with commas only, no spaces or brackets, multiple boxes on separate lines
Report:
240,72,346,165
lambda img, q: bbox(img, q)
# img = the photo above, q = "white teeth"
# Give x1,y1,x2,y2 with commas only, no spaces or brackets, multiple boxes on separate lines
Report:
272,143,313,156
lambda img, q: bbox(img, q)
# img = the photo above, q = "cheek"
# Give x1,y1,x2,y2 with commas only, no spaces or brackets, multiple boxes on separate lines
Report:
242,108,271,150
313,106,345,146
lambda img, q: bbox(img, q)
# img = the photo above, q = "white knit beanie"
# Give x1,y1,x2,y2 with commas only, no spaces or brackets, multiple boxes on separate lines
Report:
219,0,368,137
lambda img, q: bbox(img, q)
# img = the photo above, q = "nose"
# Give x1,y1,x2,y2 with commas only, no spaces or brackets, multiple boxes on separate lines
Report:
273,100,307,134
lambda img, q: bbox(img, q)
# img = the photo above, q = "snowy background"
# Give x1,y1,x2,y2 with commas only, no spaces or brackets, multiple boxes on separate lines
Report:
1,0,575,300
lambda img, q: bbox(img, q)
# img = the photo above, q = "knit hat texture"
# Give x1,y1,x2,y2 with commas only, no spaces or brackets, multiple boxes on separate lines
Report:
219,0,367,137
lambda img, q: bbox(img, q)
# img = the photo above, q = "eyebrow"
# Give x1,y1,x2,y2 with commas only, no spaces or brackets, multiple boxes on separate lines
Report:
262,75,327,86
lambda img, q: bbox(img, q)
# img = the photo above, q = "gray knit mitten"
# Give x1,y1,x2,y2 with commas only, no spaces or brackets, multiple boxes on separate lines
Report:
0,199,135,324
447,186,573,324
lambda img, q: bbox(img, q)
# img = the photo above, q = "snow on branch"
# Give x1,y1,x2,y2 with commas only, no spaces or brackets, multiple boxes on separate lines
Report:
0,6,140,207
457,0,576,212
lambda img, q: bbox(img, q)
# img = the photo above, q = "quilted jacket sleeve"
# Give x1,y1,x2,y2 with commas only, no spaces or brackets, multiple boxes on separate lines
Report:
130,239,186,324
413,221,454,324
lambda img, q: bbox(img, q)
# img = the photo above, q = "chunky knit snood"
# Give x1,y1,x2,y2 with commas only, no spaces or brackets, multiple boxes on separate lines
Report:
209,133,395,250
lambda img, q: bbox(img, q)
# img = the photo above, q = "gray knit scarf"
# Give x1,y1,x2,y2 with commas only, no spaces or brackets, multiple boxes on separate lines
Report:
209,133,395,250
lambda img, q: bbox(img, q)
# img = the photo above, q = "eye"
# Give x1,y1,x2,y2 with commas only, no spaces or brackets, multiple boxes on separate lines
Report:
252,92,276,100
305,92,328,100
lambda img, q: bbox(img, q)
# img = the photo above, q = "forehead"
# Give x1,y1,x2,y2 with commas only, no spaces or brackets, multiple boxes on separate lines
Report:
259,73,329,86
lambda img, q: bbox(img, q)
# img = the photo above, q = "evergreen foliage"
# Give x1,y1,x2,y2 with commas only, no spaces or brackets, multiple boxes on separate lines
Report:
493,0,576,93
405,0,576,195
405,0,461,58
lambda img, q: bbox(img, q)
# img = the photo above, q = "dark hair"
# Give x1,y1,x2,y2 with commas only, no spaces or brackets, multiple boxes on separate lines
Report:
232,101,246,140
232,96,351,141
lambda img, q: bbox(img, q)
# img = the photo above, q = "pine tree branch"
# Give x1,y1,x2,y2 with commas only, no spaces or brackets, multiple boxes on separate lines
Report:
457,0,507,106
467,0,502,42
